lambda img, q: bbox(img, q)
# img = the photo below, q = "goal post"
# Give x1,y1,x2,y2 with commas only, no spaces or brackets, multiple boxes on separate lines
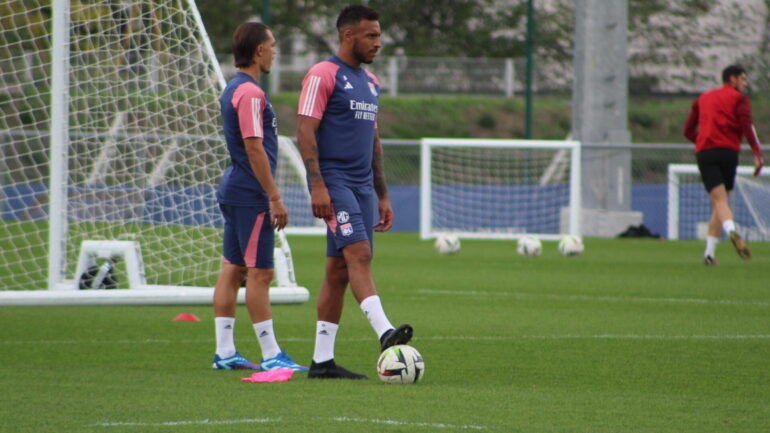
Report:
420,138,582,240
0,0,312,304
667,164,770,240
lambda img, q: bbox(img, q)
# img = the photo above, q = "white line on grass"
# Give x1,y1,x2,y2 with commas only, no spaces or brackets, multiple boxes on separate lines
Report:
416,288,770,307
0,338,205,345
91,417,487,430
91,417,281,427
6,334,770,347
328,416,487,430
425,334,770,340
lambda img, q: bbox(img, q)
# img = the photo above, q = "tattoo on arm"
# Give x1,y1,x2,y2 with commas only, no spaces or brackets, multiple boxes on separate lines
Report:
372,139,388,197
304,157,324,185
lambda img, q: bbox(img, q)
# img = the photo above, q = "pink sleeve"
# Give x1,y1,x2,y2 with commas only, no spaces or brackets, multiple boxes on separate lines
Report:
365,69,380,87
231,82,265,139
298,62,338,119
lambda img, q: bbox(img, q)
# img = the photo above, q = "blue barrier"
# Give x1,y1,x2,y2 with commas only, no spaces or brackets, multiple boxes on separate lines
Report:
1,183,755,238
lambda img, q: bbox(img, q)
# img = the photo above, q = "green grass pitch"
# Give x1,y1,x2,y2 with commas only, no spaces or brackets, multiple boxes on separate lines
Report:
1,233,769,432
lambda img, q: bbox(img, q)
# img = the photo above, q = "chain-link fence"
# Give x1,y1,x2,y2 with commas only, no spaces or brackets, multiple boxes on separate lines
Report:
219,51,769,99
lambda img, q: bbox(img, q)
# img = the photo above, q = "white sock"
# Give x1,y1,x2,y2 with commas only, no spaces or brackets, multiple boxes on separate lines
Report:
705,236,718,258
313,321,338,364
360,295,394,339
253,319,281,360
214,317,236,358
722,220,736,234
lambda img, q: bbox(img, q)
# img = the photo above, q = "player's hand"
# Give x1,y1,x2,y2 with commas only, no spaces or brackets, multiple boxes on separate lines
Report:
310,185,332,220
269,198,288,231
754,155,764,177
374,197,394,232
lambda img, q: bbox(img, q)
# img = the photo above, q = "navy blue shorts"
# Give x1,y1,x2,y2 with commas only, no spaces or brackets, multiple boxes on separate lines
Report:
324,184,375,257
219,204,274,269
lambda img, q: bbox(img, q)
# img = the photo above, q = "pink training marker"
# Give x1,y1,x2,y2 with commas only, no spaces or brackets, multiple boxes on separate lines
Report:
241,368,294,383
172,313,201,322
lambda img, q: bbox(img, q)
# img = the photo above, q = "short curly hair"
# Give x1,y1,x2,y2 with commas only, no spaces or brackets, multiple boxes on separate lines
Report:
336,5,379,32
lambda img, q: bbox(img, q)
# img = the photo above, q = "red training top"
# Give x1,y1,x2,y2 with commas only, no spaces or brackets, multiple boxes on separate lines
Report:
683,84,761,159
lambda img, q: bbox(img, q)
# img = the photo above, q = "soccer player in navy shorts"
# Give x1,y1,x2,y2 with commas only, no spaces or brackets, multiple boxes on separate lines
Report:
211,22,306,372
684,65,764,265
297,5,413,379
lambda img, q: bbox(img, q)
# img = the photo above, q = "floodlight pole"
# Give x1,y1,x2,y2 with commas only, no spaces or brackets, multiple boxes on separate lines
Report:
47,0,71,290
572,0,638,236
261,0,271,94
524,0,535,139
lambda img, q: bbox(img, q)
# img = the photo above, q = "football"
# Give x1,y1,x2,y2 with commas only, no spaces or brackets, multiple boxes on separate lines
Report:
377,344,425,384
516,236,542,256
558,235,584,256
434,234,461,254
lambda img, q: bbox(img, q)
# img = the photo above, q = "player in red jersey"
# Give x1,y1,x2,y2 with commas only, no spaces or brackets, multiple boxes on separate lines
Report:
683,65,763,265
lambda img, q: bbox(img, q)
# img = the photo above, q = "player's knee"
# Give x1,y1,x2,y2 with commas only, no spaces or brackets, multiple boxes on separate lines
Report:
325,258,348,282
344,245,372,268
223,262,248,280
247,268,273,286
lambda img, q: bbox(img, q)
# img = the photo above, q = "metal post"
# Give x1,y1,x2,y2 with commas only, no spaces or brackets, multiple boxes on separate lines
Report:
47,0,71,290
524,0,535,138
504,58,514,98
569,141,582,237
419,139,432,239
667,164,680,240
388,56,398,97
261,0,271,94
187,0,226,89
271,51,281,95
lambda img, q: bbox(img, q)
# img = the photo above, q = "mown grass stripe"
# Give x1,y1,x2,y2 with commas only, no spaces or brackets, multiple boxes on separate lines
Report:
416,288,770,307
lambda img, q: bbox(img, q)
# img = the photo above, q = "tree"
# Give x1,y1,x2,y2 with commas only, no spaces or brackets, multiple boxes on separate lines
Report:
195,0,770,94
195,0,572,59
627,0,769,93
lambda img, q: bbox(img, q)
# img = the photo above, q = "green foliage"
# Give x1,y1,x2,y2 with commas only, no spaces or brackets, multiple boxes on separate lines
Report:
2,234,770,432
477,112,497,129
271,94,770,143
195,0,570,59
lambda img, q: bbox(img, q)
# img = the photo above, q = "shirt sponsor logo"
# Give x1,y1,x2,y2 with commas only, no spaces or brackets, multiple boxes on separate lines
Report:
340,223,354,237
350,99,378,121
336,210,350,223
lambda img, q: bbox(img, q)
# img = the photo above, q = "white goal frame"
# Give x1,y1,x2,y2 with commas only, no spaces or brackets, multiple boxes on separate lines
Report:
420,138,582,240
0,0,310,306
667,163,770,240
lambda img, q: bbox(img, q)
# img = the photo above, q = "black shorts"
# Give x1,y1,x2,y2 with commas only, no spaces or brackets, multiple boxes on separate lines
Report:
696,148,739,192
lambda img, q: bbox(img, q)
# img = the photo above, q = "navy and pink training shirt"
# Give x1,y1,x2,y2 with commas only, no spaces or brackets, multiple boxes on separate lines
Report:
298,55,381,186
217,72,278,208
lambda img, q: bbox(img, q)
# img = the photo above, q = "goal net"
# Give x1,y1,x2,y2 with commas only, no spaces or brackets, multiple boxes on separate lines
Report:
667,164,770,241
420,138,582,240
0,0,314,301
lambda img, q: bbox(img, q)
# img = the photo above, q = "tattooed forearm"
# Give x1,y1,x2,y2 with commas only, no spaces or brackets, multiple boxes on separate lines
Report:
372,139,388,198
304,157,324,185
